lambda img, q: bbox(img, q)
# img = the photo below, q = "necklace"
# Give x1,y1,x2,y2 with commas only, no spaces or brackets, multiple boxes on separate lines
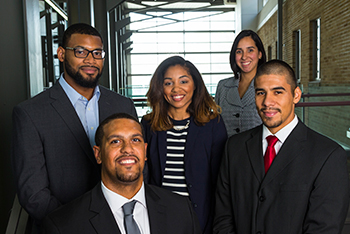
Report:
173,120,190,131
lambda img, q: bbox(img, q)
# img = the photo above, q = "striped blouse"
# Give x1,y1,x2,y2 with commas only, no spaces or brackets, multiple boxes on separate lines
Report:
161,118,190,197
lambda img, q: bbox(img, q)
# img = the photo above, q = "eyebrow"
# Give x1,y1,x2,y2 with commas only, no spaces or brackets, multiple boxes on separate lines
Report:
73,46,103,50
271,86,286,91
237,46,256,50
164,75,189,80
255,86,286,92
106,133,143,141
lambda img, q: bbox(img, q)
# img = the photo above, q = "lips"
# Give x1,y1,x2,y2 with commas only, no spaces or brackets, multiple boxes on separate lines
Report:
80,66,98,74
263,111,277,117
241,61,251,66
116,155,139,166
171,95,185,101
261,108,281,117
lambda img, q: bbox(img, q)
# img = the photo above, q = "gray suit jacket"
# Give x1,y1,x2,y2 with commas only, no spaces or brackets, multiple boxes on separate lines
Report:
42,183,202,234
215,77,261,137
214,120,349,234
11,81,137,222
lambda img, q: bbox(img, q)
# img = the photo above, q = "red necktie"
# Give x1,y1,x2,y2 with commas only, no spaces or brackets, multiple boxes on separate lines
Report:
264,135,279,173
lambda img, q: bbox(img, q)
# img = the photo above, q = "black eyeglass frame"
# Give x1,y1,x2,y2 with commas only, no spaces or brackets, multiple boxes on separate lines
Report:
65,47,106,59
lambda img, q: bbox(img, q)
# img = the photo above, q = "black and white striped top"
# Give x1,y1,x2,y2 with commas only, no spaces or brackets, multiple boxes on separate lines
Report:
161,118,190,197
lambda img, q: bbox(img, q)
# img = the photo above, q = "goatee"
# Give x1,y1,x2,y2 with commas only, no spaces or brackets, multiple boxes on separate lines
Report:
64,59,102,88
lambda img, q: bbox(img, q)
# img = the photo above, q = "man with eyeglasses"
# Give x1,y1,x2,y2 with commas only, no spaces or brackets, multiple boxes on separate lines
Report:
11,23,137,232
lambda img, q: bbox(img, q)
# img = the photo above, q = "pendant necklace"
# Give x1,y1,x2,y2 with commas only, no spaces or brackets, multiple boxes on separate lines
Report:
173,120,190,131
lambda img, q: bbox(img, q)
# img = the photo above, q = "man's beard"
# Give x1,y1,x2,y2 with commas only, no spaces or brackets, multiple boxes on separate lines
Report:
260,108,283,129
64,59,102,88
116,169,141,183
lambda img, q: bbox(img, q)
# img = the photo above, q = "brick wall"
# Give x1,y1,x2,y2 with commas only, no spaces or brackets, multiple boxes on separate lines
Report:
257,0,350,147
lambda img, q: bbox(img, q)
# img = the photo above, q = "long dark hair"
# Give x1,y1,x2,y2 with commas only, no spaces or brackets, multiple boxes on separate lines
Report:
229,30,266,79
144,56,220,131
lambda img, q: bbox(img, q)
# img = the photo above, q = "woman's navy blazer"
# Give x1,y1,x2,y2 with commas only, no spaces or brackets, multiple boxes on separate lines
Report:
141,115,227,234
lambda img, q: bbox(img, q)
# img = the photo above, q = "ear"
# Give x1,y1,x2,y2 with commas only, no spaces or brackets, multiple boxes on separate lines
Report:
258,51,262,60
293,86,302,104
93,146,102,164
144,143,148,161
57,46,65,62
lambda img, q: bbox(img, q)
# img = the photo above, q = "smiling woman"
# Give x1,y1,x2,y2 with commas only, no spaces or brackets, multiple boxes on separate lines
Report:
215,30,267,137
141,56,227,234
162,64,195,119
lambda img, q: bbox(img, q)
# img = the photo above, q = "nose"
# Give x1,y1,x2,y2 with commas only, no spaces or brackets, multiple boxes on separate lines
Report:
171,82,180,92
120,141,133,154
241,51,247,60
83,52,95,63
262,92,275,107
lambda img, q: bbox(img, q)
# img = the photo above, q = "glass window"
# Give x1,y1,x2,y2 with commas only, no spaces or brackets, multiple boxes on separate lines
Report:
293,30,301,83
311,18,321,81
124,5,236,98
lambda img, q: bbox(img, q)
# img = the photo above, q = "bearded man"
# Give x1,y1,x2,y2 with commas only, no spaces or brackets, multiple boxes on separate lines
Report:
42,113,201,234
11,23,137,232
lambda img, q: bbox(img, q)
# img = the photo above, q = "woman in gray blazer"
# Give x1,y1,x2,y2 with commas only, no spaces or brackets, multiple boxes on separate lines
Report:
215,30,266,137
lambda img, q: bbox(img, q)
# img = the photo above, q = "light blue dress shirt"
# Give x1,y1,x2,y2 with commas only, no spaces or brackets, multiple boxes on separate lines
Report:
59,74,100,147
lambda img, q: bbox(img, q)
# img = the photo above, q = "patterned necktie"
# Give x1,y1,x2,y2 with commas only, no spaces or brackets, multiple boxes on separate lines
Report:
264,135,279,173
122,200,141,234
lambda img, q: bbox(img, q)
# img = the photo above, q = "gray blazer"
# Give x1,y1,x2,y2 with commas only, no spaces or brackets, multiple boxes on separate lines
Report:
11,80,137,222
215,77,262,137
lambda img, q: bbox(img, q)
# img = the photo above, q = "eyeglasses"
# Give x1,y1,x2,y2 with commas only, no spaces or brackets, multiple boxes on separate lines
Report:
65,47,106,59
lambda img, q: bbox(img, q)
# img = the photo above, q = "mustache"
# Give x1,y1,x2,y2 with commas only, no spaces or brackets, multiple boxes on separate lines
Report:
79,65,100,71
260,107,281,112
116,154,140,162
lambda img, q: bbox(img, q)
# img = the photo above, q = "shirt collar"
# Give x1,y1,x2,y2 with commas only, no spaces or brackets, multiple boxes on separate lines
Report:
59,73,100,105
262,114,298,144
101,181,147,215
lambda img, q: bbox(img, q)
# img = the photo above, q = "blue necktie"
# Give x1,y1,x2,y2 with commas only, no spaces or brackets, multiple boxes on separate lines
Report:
122,200,141,234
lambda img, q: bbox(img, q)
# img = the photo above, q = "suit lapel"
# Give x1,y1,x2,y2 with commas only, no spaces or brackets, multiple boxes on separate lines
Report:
261,121,307,188
225,78,255,107
49,83,95,164
158,131,167,177
246,127,265,182
225,79,242,106
89,184,122,234
145,185,167,233
98,87,112,123
184,117,199,167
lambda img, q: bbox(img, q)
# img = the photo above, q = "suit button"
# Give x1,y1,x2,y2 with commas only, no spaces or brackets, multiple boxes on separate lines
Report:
235,128,240,133
256,232,262,234
193,203,198,208
188,184,193,188
259,196,265,202
234,113,240,118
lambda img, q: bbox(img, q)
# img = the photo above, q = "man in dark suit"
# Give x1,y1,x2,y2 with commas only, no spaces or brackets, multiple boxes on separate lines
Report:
42,113,201,233
11,23,137,226
214,59,349,234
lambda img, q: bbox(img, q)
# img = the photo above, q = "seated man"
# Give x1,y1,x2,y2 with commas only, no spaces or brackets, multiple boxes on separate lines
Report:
42,113,201,234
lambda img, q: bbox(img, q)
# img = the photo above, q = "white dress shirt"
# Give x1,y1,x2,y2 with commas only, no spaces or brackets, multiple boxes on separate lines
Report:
101,182,151,234
262,114,298,156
